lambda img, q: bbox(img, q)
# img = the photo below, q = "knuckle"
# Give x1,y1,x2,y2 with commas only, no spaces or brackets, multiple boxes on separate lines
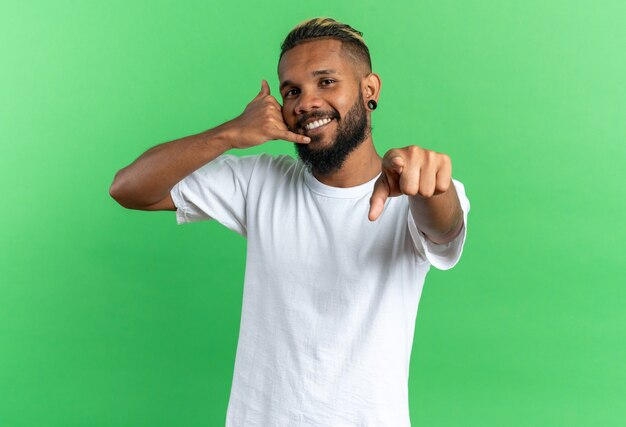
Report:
262,122,275,133
404,185,419,196
401,178,419,195
438,181,451,193
385,148,400,158
406,145,420,155
419,188,435,198
421,150,435,164
404,145,423,162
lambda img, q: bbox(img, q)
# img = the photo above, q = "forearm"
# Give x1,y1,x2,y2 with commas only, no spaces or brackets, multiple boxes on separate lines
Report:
109,122,234,208
409,181,464,244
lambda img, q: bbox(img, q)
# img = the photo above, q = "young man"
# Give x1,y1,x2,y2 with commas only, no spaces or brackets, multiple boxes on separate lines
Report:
110,17,470,427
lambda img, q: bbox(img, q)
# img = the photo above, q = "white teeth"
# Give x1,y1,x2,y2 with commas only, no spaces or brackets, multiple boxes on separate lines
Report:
305,118,332,130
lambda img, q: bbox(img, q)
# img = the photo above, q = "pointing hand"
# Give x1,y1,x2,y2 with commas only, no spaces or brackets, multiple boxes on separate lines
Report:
368,146,452,221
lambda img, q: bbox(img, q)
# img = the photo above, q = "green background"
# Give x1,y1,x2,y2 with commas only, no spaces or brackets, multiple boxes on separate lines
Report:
1,0,625,425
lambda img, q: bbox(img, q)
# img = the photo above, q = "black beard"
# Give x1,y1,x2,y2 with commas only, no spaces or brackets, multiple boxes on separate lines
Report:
291,93,370,176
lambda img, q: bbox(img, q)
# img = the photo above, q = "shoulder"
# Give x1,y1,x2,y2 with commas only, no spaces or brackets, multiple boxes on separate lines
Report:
246,153,303,177
201,153,297,173
208,153,303,186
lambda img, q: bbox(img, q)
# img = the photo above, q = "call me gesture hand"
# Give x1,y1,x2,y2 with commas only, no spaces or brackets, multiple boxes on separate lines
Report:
228,80,311,149
368,146,464,244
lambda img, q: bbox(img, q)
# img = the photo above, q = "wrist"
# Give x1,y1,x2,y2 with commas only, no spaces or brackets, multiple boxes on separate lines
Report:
201,121,238,151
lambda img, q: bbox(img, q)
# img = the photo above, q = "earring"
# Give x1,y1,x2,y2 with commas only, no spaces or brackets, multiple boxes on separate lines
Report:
367,99,377,110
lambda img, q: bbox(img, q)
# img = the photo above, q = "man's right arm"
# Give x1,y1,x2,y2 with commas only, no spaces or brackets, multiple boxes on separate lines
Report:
109,80,309,211
109,125,233,210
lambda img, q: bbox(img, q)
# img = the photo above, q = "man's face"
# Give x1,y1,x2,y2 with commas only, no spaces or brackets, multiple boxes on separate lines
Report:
278,39,370,175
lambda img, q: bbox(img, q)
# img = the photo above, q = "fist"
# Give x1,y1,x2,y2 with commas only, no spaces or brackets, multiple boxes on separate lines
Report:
368,146,452,221
229,80,310,149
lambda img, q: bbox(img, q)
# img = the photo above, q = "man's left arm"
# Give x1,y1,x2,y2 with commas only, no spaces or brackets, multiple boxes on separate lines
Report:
368,145,464,244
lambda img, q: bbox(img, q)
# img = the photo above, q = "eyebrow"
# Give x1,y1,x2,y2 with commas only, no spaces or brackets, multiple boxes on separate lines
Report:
279,69,339,92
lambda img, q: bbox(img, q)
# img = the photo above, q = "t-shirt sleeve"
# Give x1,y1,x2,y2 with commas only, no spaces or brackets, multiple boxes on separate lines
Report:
407,178,470,270
169,154,260,236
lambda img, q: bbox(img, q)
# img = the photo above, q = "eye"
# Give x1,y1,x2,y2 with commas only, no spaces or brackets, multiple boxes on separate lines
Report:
285,88,300,97
321,79,336,86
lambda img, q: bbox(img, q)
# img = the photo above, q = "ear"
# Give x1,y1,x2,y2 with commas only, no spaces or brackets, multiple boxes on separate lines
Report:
361,72,382,104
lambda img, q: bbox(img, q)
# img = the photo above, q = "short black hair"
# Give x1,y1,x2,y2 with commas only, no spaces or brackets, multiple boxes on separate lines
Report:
279,17,372,75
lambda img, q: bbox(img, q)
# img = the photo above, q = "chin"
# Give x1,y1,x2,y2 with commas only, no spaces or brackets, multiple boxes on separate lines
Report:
308,134,335,149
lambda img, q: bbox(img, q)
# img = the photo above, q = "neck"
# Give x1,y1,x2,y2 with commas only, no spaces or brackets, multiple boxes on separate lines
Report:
312,136,382,188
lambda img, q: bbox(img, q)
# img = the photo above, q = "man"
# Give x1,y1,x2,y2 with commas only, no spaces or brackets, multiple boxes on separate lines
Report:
110,17,470,427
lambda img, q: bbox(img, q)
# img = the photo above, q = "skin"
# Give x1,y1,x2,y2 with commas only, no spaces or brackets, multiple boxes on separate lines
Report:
109,38,463,244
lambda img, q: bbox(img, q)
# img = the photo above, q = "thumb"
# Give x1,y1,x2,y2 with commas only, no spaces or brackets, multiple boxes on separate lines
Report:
368,175,390,221
383,154,404,175
256,79,270,98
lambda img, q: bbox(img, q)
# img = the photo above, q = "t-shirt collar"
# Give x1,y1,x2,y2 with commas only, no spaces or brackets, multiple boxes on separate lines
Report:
303,167,381,199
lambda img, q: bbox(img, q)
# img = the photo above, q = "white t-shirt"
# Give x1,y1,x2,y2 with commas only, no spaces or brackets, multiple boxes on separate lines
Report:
170,153,470,427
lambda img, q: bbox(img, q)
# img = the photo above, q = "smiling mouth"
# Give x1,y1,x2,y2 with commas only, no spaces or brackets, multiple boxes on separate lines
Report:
304,118,333,131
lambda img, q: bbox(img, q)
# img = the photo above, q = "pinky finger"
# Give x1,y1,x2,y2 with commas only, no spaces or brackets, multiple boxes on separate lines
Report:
280,130,311,144
434,159,452,194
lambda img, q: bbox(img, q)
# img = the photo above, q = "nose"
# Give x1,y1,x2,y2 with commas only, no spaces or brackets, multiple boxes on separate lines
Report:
295,91,323,115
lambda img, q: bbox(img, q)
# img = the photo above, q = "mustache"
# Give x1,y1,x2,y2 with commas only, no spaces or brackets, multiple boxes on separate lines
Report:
296,110,340,130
